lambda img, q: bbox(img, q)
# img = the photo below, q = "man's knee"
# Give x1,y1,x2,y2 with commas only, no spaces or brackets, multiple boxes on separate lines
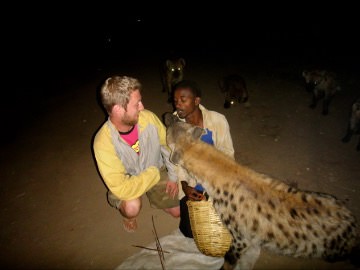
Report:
164,205,180,218
120,199,142,218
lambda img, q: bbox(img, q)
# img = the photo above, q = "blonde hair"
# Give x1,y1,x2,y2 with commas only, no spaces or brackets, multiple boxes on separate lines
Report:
100,76,142,113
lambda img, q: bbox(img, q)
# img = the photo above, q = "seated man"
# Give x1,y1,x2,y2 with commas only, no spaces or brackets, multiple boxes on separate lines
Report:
171,79,235,237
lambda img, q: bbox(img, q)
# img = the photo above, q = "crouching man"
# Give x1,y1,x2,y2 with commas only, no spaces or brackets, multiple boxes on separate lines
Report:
93,75,180,232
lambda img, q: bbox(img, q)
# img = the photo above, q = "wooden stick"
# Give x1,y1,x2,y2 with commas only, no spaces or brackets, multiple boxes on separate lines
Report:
132,245,170,253
152,215,166,270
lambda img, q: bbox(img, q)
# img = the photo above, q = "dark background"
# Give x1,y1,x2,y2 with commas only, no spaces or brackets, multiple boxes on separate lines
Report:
6,3,359,75
2,3,359,141
1,4,360,269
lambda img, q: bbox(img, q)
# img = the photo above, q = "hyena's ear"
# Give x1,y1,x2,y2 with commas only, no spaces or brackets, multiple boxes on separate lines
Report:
163,112,178,127
166,60,172,69
170,147,183,165
179,58,186,67
190,126,206,140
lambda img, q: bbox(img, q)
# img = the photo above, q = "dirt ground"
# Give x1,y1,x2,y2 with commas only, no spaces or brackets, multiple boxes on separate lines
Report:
1,52,359,270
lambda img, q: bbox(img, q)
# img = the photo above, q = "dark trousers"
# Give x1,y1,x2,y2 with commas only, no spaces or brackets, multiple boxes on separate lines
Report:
179,196,194,238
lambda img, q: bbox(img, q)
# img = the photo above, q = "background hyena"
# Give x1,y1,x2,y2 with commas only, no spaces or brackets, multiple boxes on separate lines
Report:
342,97,360,151
302,70,341,115
218,74,249,109
161,57,186,103
164,113,359,270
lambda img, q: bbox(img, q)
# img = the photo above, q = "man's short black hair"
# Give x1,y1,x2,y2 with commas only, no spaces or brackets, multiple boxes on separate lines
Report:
173,80,202,98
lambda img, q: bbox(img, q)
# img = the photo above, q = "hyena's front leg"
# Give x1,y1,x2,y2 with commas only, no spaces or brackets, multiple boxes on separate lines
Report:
342,124,354,143
322,94,333,115
221,243,260,270
310,89,324,110
309,91,319,109
310,97,317,109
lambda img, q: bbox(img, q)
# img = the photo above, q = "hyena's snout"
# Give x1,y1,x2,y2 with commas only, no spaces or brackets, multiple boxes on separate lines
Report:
305,82,316,92
224,98,237,109
171,69,183,81
224,93,248,109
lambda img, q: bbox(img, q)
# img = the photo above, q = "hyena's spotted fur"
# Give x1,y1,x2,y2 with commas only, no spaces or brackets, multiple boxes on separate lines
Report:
161,58,186,103
164,113,359,270
342,97,360,151
302,70,341,115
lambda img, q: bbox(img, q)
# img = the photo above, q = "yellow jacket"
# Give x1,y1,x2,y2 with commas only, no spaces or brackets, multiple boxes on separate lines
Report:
93,109,177,201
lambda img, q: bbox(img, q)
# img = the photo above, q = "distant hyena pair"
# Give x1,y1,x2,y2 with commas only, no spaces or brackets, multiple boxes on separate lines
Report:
219,74,249,109
164,113,359,270
342,97,360,151
161,58,186,103
302,69,341,115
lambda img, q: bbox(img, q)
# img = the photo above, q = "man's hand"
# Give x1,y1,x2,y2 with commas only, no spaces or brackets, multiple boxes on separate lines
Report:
165,181,179,199
181,181,205,201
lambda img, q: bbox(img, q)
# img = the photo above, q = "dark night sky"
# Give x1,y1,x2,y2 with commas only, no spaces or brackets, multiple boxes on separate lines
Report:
2,3,359,142
4,3,359,94
7,3,359,59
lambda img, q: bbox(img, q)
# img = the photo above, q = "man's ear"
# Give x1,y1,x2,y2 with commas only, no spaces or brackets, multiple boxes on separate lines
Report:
195,97,201,106
112,104,123,115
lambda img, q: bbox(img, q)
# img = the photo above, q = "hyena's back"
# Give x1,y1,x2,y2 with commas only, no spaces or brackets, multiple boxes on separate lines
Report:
184,142,358,261
214,171,358,261
164,116,359,269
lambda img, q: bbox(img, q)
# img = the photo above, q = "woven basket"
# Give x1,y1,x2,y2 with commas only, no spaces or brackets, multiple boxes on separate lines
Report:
186,200,232,257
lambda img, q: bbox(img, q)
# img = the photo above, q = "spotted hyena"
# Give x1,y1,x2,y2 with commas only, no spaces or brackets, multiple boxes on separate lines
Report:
342,97,360,151
164,113,359,270
219,74,249,109
161,57,186,103
302,70,341,115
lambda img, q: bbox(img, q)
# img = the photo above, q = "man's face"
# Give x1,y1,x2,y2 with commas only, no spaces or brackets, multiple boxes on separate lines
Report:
122,90,144,126
173,88,199,119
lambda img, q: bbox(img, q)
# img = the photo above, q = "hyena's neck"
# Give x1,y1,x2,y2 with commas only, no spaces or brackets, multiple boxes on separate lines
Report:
179,140,248,188
178,139,322,206
179,140,355,219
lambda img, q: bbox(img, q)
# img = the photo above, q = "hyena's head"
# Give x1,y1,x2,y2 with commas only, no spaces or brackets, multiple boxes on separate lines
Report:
219,74,248,109
163,112,205,164
302,70,326,92
166,58,186,83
